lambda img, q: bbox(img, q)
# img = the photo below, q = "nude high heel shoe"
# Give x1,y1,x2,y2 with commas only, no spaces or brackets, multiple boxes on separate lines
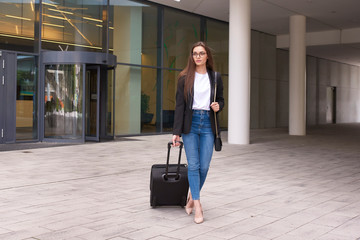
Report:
193,200,204,223
185,199,193,215
194,210,204,224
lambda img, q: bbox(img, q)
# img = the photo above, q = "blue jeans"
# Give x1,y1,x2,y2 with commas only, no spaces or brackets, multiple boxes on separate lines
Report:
182,110,214,200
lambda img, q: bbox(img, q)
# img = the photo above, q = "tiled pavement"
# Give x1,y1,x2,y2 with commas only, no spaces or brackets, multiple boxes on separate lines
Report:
0,124,360,240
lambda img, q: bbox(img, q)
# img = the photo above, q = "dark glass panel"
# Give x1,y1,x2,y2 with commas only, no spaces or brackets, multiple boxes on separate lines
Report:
16,55,38,140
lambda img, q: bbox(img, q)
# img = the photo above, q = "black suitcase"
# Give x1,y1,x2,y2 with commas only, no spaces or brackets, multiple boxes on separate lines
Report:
150,141,189,207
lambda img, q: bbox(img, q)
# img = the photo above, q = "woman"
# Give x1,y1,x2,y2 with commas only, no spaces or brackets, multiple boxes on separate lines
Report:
172,41,224,224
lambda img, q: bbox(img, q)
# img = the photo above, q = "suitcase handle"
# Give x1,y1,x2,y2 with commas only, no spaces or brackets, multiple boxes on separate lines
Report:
162,173,183,182
165,141,183,180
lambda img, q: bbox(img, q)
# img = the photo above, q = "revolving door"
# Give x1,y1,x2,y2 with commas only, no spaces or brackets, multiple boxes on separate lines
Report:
41,51,116,142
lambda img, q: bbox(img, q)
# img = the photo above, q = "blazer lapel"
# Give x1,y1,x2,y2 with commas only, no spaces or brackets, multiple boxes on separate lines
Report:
208,70,215,103
188,86,194,110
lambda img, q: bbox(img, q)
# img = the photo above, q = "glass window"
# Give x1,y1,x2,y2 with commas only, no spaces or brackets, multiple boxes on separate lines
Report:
162,69,181,132
206,19,229,129
0,0,36,52
44,64,83,139
114,64,141,135
109,0,157,65
41,0,106,51
141,67,158,133
205,19,229,74
114,64,159,135
163,9,200,70
141,5,158,67
16,55,38,140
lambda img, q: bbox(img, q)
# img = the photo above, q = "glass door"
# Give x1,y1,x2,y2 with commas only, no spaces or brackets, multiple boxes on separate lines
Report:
0,51,38,144
85,66,100,141
44,64,83,141
16,55,38,141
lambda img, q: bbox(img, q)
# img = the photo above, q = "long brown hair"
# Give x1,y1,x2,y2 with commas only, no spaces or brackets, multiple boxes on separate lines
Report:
178,41,215,102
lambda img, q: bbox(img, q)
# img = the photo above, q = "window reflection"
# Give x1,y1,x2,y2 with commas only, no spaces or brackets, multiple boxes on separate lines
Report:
0,0,35,52
44,64,83,139
41,0,106,51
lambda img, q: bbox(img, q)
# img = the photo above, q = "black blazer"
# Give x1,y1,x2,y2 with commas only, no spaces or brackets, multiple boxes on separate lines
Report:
173,69,225,136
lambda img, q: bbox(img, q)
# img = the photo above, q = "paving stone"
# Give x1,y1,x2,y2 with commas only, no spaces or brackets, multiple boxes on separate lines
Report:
162,224,214,239
311,213,354,228
147,236,180,240
317,233,356,240
273,234,308,240
0,227,51,240
231,234,270,240
76,225,137,240
34,227,92,240
191,234,228,240
206,215,277,239
246,221,295,239
121,225,174,240
286,223,334,239
328,216,360,238
0,228,10,235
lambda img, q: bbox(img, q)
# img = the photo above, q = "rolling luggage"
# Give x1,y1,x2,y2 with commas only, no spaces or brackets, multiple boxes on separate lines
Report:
150,141,189,207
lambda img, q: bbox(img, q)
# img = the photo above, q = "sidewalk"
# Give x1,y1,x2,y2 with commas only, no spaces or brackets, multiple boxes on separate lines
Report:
0,124,360,240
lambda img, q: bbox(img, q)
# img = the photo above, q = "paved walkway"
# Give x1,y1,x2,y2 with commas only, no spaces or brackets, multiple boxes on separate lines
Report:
0,124,360,240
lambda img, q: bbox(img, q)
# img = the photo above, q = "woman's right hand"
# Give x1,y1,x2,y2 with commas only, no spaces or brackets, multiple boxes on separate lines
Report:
172,135,180,147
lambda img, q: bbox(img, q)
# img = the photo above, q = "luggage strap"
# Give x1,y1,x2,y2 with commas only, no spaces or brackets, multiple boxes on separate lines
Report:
165,141,183,180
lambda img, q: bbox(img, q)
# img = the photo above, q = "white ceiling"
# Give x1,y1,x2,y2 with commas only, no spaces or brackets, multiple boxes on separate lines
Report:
148,0,360,66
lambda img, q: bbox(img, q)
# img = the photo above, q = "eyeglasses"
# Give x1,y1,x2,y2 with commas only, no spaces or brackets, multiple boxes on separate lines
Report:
192,51,207,58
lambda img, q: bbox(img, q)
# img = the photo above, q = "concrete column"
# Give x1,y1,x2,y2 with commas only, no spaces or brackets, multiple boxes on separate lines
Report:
289,15,306,135
228,0,251,144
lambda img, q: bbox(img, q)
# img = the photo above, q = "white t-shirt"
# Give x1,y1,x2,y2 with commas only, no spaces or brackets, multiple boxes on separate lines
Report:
192,72,210,110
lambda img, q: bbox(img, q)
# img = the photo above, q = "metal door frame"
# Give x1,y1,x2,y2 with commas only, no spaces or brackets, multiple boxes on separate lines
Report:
0,51,4,144
0,51,17,144
85,65,100,142
0,50,40,144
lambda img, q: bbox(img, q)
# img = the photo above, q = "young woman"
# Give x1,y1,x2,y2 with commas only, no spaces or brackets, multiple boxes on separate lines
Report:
172,41,224,224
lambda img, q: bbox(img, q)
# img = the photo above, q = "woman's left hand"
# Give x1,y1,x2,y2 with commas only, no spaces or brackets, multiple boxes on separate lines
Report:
210,102,220,112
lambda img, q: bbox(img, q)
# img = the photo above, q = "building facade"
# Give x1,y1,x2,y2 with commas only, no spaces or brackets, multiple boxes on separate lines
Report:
0,0,229,144
1,0,360,144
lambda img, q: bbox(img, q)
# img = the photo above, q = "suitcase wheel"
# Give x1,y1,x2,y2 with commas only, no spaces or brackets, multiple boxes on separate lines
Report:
180,196,187,208
150,196,156,208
